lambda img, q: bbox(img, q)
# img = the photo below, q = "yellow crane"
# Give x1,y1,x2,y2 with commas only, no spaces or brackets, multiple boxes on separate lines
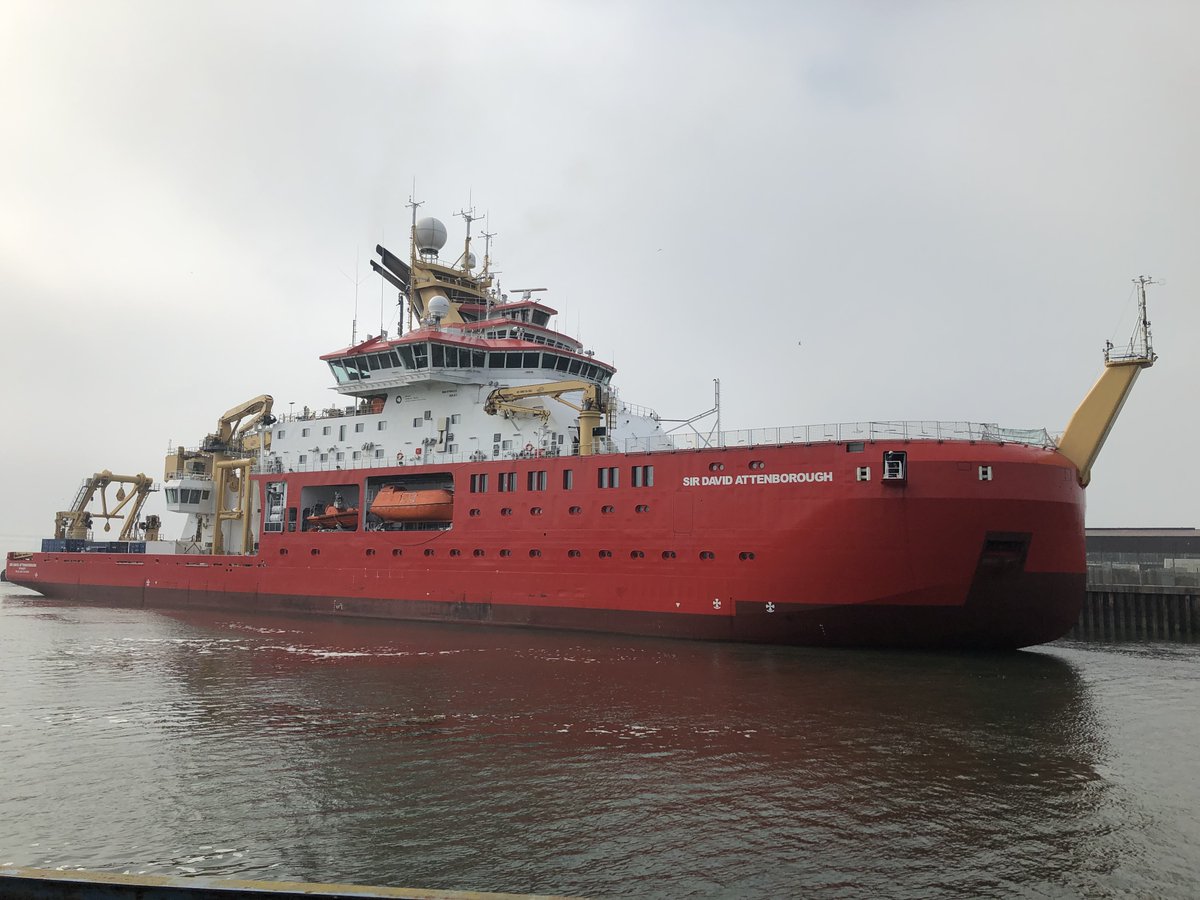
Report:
1057,276,1158,486
484,380,609,456
54,471,156,541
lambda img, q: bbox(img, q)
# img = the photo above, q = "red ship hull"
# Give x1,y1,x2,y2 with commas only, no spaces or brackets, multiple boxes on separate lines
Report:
5,441,1086,650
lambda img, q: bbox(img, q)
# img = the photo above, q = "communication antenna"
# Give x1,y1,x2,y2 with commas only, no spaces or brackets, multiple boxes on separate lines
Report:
456,203,482,271
405,189,424,333
340,248,368,345
1106,275,1159,364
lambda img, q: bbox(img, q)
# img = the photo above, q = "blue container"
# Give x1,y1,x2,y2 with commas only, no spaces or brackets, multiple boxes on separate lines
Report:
64,539,86,552
127,542,146,554
40,539,67,553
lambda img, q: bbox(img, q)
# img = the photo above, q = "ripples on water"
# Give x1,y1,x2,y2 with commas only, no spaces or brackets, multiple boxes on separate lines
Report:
1,587,1197,898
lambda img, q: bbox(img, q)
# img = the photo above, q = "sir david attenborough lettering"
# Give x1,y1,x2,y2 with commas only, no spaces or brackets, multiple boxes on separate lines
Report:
682,472,834,487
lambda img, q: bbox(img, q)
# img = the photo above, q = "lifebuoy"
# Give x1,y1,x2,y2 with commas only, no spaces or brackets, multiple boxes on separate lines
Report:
396,451,404,463
524,443,534,453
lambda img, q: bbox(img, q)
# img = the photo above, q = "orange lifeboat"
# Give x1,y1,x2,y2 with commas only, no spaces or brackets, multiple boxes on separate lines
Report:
307,503,359,531
370,485,453,522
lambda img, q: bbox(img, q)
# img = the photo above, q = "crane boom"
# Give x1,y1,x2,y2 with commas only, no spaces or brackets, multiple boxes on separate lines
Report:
484,380,608,455
54,470,156,541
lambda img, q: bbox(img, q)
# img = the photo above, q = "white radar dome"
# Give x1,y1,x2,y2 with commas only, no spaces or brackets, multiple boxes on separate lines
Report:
466,251,477,269
427,295,451,320
415,217,448,254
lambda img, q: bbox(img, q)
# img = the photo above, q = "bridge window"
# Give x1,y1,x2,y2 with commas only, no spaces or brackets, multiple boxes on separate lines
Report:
528,470,547,491
412,344,428,368
498,472,517,492
470,474,489,493
631,465,654,487
598,467,619,489
563,469,574,490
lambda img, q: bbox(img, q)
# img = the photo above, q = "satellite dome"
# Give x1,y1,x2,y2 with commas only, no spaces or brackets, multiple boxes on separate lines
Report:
466,251,477,270
415,217,448,254
427,295,451,320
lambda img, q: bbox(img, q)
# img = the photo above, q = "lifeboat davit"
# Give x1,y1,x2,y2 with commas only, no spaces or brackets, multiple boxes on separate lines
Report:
370,485,453,522
307,505,359,531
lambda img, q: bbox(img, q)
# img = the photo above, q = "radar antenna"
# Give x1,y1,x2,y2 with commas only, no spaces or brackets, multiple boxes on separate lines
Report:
509,288,548,301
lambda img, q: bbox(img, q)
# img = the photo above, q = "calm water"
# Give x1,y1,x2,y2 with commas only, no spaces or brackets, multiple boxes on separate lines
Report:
1,587,1197,898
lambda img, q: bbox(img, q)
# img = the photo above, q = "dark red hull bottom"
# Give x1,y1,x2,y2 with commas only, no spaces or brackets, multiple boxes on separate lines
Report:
16,565,1083,651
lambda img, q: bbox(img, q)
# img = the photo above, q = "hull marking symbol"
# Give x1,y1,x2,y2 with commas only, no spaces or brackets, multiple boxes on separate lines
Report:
712,598,721,610
766,602,776,613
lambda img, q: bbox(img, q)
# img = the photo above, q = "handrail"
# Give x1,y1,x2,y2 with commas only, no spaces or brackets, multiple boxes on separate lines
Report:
258,420,1054,476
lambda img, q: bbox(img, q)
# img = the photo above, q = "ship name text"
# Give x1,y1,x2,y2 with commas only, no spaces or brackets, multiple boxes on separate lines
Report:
682,472,834,487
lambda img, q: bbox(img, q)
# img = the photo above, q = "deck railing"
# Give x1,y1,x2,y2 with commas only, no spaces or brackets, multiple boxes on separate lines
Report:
254,420,1055,475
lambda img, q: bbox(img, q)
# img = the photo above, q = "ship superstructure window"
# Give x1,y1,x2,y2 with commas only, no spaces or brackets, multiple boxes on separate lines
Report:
527,471,547,491
631,465,654,487
498,472,517,492
413,417,422,427
322,426,332,436
377,421,387,431
598,467,619,488
374,449,385,459
276,429,286,439
470,474,489,493
302,428,310,437
299,454,308,464
563,469,574,490
355,423,365,433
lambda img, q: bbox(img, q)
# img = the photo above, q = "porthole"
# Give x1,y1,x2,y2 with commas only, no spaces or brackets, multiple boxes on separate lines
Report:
310,548,320,556
529,549,542,558
473,549,485,557
568,549,582,558
635,504,649,513
749,460,766,470
279,548,289,556
700,551,715,560
501,507,513,517
500,549,512,558
530,507,543,516
424,549,435,557
630,550,645,559
469,508,481,517
661,550,677,559
601,505,615,514
450,549,461,557
599,549,613,559
739,551,756,561
569,506,582,515
708,462,725,472
365,549,376,557
392,549,402,557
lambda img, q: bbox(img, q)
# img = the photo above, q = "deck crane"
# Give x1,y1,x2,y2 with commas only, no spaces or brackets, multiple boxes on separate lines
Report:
54,471,157,541
484,380,609,456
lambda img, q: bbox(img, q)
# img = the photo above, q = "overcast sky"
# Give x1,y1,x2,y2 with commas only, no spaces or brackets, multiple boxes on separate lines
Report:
2,0,1197,551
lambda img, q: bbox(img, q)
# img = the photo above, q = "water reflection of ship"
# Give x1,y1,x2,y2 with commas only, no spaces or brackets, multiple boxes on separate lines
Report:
144,611,1111,891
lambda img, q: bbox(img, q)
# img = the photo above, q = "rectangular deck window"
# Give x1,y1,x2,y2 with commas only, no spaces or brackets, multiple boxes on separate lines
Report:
632,465,654,487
